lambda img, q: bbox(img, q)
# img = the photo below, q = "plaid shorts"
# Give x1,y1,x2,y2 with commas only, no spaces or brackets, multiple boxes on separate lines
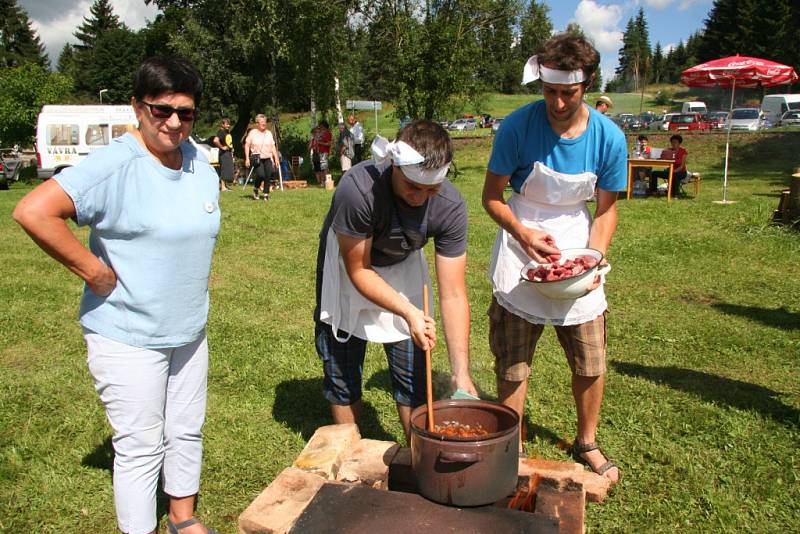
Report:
315,322,426,407
488,297,607,380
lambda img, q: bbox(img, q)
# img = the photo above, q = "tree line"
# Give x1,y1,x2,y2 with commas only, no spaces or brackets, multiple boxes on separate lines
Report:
1,0,798,147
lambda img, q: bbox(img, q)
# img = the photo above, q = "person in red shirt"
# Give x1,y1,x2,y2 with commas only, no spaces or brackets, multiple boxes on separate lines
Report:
649,134,688,196
311,121,332,185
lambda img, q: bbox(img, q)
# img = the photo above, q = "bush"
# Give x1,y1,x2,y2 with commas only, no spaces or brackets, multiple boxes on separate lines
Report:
654,90,673,106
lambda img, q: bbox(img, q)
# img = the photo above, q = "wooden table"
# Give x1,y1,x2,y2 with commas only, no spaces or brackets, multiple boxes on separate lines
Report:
627,158,675,202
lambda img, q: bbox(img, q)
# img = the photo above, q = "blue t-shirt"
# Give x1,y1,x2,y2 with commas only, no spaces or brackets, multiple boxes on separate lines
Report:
55,133,221,349
488,100,628,193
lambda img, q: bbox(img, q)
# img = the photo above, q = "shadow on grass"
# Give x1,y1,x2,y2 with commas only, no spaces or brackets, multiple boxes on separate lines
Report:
273,378,395,442
712,303,800,331
612,362,799,428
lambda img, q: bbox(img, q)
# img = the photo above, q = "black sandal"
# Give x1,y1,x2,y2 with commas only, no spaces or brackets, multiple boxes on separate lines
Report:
567,438,621,478
166,517,220,534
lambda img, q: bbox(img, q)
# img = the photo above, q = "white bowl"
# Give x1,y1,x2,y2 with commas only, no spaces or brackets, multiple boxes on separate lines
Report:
519,247,611,300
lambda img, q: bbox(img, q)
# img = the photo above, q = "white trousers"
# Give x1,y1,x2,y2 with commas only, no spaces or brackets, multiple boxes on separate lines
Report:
84,331,209,534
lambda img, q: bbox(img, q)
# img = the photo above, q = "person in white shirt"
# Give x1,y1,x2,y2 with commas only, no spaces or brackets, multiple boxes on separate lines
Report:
348,115,365,163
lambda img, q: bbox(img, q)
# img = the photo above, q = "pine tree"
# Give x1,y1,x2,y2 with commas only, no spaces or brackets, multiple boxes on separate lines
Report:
0,0,49,68
651,42,664,85
73,0,124,51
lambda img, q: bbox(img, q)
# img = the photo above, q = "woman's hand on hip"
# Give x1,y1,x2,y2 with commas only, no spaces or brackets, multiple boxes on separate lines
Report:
87,261,118,297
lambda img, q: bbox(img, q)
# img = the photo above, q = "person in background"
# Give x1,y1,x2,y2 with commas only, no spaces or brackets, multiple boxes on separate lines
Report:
313,121,332,185
337,122,355,175
245,114,279,201
650,134,688,197
634,134,652,186
212,117,234,192
483,33,625,483
314,120,478,443
349,115,365,163
595,95,613,115
13,56,220,534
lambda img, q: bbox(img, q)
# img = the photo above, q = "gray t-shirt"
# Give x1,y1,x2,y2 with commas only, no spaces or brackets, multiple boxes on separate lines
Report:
317,160,467,272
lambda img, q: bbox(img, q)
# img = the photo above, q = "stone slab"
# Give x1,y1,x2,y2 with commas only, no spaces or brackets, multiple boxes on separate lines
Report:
292,423,361,479
336,439,400,489
238,466,327,534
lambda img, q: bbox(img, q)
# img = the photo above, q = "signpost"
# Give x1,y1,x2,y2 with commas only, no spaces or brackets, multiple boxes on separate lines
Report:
346,100,382,134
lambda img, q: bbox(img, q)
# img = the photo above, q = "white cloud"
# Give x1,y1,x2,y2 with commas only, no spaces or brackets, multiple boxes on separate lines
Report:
22,0,160,65
573,0,624,54
572,1,625,87
644,0,674,9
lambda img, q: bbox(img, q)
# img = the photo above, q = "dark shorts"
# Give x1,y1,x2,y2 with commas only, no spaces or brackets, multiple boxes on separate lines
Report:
488,297,607,380
219,150,234,181
315,321,426,407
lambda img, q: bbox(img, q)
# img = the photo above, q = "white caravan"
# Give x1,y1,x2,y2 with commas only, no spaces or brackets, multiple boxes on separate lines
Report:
36,105,217,179
761,94,800,125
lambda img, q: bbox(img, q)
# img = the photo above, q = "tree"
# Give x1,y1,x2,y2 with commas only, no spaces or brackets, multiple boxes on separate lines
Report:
513,0,553,94
0,64,72,146
73,0,123,53
475,0,519,94
88,28,145,104
651,42,665,85
615,8,651,93
0,0,48,68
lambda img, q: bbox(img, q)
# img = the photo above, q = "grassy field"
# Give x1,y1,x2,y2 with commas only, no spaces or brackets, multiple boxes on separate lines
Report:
1,126,799,533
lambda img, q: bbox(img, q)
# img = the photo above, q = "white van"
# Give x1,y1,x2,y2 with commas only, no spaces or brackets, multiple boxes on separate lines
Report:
681,101,707,115
36,105,218,178
761,94,800,125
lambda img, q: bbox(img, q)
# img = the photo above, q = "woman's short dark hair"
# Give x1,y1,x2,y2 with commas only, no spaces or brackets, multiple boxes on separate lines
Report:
536,33,600,88
670,134,683,144
396,120,453,169
133,56,203,103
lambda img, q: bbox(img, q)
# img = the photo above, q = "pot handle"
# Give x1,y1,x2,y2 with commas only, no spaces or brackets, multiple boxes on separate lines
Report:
438,450,481,464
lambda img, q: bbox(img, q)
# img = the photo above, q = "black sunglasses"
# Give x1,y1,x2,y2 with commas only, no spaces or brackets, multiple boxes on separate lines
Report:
139,100,199,122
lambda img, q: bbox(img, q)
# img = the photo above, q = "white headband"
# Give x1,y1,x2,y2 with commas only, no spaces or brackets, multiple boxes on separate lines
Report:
522,55,586,85
371,135,450,185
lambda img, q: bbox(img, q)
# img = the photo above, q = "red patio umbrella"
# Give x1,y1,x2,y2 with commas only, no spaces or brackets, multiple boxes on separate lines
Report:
681,55,798,203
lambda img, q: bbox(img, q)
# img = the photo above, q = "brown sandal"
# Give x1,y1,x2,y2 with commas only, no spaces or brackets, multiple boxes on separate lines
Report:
567,439,621,478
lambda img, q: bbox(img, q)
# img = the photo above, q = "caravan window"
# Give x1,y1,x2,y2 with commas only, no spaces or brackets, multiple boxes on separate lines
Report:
112,124,135,138
86,124,110,146
48,124,79,145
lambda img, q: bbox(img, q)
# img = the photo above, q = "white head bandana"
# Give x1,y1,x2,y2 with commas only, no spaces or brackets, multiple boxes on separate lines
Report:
522,55,586,85
371,135,450,185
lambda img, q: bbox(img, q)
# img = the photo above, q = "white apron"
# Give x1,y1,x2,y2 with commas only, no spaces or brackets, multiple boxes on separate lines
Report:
319,227,433,343
488,161,607,326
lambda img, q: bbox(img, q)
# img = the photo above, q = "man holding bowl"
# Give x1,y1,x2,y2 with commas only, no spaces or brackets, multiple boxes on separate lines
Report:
482,33,627,483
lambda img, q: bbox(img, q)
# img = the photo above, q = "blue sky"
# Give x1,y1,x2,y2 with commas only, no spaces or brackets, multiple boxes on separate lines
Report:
21,0,714,86
542,0,715,84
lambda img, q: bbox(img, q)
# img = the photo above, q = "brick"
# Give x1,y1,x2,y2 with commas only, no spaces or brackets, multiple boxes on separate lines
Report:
292,423,361,479
336,439,400,489
387,447,417,493
238,467,327,534
534,477,586,534
519,457,610,503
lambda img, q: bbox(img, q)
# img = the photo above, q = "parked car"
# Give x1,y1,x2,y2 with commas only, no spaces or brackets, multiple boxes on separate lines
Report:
779,110,800,127
728,108,766,131
0,149,23,190
613,113,639,130
639,111,656,129
491,117,504,135
650,113,680,131
668,113,709,132
448,118,478,131
706,111,729,130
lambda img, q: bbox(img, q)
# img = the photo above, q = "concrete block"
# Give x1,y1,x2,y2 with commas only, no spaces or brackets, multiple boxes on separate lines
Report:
336,439,400,489
238,467,327,534
292,423,361,479
535,477,586,534
519,457,610,503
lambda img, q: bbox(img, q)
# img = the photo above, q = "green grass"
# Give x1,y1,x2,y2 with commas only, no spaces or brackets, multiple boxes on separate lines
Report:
1,127,799,533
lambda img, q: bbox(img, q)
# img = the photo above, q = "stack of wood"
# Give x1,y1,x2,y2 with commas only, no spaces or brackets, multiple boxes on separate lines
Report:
774,168,800,227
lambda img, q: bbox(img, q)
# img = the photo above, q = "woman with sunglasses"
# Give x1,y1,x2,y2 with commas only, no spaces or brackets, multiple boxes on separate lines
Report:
13,57,220,534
